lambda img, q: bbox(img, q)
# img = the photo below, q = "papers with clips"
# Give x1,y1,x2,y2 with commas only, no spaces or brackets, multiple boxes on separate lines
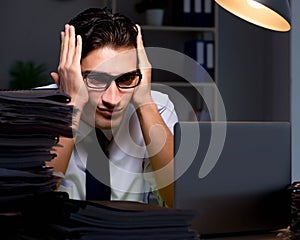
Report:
48,199,200,240
0,89,75,212
289,182,300,238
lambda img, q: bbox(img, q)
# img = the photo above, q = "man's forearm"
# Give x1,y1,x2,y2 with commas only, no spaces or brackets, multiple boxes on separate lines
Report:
48,137,75,175
48,100,83,175
136,102,174,207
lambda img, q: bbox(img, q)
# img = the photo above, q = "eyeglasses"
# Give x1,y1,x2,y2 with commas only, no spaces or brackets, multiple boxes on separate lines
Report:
82,69,142,90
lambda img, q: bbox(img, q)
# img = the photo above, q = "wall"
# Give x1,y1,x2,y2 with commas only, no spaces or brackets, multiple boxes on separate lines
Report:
0,0,297,179
217,6,290,121
218,1,298,181
0,0,106,89
291,0,300,182
0,1,291,120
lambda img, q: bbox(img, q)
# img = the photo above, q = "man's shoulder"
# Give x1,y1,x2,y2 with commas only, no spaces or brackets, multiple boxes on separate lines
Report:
150,90,171,105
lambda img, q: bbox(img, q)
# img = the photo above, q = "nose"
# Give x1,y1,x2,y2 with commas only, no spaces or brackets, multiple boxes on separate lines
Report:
101,81,121,107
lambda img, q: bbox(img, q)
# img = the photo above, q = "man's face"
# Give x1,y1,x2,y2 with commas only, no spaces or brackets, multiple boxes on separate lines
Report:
81,46,137,130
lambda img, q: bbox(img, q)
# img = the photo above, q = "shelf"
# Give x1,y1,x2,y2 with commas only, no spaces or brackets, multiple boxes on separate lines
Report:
141,25,216,33
109,0,219,121
151,82,216,88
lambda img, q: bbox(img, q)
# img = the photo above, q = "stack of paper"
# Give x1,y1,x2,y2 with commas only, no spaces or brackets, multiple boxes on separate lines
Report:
2,194,199,239
0,89,199,240
47,199,200,240
0,89,74,212
290,182,300,239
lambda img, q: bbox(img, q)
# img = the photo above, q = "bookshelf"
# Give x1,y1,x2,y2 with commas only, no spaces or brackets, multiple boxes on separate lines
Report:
105,0,222,121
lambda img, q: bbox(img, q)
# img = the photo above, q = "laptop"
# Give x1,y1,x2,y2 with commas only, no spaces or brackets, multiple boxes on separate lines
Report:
173,121,291,237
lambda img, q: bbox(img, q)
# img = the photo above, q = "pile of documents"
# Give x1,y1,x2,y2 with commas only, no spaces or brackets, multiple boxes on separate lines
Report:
2,193,199,239
290,182,300,239
47,199,199,240
0,89,74,212
0,89,199,240
13,197,199,240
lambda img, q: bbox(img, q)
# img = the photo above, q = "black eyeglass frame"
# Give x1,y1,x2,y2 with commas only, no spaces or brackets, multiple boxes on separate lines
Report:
82,69,142,90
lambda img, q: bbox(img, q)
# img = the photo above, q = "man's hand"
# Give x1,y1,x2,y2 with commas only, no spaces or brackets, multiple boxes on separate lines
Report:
48,24,89,175
51,24,88,110
131,25,153,108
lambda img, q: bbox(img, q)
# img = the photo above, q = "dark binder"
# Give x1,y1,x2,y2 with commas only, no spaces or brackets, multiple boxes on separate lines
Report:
184,39,215,81
193,0,204,27
0,89,74,212
182,0,193,26
0,88,71,103
193,0,214,27
0,89,75,138
204,40,215,80
184,39,206,83
203,0,215,27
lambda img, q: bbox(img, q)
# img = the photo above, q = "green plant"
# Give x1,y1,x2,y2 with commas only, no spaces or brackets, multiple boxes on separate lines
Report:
9,61,50,89
135,0,168,13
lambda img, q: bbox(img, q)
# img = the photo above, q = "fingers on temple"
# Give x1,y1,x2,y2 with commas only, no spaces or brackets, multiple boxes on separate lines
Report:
75,35,82,63
136,24,144,50
135,24,151,69
60,24,69,65
66,25,76,65
60,24,80,66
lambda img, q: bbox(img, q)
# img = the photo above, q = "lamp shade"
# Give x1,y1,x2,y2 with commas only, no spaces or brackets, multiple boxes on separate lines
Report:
214,0,291,32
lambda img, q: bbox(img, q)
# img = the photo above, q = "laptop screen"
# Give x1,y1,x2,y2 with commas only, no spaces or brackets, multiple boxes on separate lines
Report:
174,121,291,237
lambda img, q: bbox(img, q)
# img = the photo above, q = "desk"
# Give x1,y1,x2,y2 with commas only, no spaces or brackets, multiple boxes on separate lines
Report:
200,233,277,240
200,229,289,240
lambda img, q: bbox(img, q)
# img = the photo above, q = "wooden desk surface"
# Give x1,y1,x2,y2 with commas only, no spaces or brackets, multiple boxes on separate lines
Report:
200,229,290,240
200,233,277,240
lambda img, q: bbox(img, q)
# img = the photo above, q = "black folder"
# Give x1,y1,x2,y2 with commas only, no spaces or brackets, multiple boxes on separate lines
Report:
0,90,199,240
48,199,199,240
0,89,74,212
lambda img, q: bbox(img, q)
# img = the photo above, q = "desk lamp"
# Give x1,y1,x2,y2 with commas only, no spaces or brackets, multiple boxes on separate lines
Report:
214,0,291,32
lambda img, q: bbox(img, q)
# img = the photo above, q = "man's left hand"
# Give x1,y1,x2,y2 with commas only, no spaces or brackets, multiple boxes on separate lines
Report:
132,25,153,108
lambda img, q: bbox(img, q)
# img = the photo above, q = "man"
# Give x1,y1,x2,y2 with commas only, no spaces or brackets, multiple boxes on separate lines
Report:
48,7,178,207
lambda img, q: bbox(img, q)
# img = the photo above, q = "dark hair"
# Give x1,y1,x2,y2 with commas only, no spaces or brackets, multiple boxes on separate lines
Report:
68,7,138,59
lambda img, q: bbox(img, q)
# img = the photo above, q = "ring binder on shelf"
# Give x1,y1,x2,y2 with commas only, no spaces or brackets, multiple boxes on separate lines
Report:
184,39,215,81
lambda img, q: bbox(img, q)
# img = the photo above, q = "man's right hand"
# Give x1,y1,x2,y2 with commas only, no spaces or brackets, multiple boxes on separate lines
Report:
48,25,88,174
51,24,89,111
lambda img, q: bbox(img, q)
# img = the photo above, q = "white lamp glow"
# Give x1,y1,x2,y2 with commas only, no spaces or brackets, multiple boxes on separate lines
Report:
215,0,291,32
247,0,264,9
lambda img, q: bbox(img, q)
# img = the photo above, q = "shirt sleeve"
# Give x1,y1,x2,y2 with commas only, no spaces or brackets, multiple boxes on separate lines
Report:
150,90,178,134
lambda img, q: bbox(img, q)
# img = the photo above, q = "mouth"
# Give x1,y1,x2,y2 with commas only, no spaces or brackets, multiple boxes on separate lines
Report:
96,106,123,118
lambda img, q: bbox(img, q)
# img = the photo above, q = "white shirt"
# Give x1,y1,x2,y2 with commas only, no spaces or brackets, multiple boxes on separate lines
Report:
56,90,178,203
